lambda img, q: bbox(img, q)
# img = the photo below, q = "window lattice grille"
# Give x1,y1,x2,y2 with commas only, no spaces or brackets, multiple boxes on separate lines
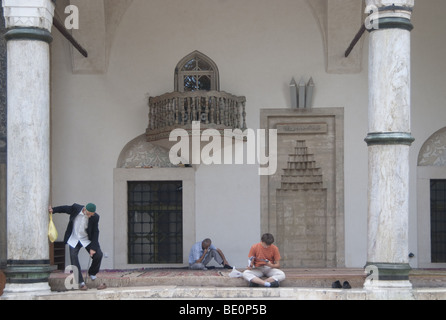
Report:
431,180,446,263
128,181,183,264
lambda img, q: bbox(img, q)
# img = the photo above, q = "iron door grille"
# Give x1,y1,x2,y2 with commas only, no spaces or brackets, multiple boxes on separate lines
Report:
431,180,446,263
128,181,183,264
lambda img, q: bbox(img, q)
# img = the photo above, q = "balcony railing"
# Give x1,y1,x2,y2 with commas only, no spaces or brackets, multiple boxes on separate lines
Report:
146,91,247,142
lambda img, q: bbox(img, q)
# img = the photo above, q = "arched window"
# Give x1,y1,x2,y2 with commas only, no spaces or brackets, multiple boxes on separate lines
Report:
174,51,220,92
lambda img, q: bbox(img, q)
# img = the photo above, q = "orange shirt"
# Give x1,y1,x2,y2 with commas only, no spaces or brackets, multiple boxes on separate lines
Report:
248,242,281,267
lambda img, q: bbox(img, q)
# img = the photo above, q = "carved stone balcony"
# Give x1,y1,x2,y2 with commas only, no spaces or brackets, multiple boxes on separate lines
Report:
146,91,247,142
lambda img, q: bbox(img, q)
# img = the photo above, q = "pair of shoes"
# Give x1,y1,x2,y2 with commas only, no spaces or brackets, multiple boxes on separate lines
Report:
97,283,107,290
331,280,351,289
249,281,280,288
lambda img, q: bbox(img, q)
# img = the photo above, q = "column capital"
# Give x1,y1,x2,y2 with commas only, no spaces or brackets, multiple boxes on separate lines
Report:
366,0,414,9
2,0,55,32
365,0,414,32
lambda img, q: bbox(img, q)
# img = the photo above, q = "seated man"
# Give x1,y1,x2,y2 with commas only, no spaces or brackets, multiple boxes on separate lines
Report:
242,233,286,287
189,238,232,270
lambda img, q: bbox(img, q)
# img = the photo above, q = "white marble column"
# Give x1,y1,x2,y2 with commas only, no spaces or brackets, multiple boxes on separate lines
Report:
2,0,55,295
364,0,415,290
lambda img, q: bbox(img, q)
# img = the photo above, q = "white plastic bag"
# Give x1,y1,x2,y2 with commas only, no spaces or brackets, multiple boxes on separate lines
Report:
229,267,243,278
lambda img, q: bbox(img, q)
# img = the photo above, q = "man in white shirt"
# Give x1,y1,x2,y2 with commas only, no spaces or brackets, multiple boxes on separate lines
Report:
49,203,105,290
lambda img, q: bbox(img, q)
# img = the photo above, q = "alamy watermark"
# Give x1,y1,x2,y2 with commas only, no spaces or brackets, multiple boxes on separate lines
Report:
64,5,79,30
64,265,81,290
62,4,381,32
169,122,277,176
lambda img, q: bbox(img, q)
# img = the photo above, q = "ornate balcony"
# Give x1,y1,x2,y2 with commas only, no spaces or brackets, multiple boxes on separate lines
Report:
146,90,247,142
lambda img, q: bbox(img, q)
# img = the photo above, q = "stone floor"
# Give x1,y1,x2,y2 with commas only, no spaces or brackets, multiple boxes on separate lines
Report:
3,268,446,300
48,267,368,292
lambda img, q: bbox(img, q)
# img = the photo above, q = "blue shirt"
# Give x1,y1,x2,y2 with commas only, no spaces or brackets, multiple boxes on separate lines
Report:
188,241,217,264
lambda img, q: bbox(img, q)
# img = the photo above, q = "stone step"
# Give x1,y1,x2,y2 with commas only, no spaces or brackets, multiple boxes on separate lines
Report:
35,285,446,301
6,268,445,300
48,268,367,292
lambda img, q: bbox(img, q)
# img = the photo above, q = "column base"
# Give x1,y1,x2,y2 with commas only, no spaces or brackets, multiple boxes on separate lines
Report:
364,262,412,291
364,279,412,290
4,260,54,290
364,280,414,300
3,282,51,297
365,262,412,281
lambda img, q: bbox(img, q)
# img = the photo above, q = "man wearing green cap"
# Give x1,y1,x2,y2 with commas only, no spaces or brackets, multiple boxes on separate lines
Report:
49,203,104,290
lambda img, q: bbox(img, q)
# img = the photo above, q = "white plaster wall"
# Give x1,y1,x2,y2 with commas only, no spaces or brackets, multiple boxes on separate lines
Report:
410,0,446,267
49,0,446,269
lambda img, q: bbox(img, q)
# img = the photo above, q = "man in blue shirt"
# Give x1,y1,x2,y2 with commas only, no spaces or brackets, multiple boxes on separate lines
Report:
189,238,232,270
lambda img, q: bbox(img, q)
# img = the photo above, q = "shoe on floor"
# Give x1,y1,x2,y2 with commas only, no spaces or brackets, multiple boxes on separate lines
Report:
270,280,280,288
332,280,342,288
343,281,351,289
97,283,107,290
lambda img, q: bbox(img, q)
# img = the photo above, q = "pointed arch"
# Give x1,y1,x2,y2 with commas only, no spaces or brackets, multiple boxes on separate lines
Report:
174,51,220,92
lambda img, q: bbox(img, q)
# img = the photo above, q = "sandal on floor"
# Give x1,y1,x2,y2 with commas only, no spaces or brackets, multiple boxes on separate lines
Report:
97,283,107,290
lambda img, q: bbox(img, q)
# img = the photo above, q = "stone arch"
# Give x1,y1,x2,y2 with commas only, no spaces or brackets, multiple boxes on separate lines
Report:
117,134,179,168
418,127,446,166
174,51,220,92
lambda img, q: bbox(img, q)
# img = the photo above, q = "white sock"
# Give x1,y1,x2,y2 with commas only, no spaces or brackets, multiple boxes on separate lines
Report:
264,282,271,287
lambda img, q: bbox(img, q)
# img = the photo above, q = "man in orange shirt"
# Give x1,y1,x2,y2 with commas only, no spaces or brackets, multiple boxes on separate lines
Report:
242,233,286,287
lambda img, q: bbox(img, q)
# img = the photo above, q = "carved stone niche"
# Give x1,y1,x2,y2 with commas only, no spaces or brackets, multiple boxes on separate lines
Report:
260,108,344,268
418,127,446,167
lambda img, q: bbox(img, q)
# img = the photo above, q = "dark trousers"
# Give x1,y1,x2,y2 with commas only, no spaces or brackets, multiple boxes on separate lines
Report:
69,242,103,284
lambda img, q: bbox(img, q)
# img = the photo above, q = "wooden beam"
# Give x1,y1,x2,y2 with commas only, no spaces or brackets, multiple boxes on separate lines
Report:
345,23,366,58
52,16,88,58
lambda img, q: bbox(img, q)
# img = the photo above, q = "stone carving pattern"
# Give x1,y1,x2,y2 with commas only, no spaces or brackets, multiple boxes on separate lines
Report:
278,140,324,191
2,0,55,31
117,134,177,168
418,127,446,167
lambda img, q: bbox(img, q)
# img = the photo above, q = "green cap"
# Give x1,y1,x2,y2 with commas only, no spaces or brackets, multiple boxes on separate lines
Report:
86,203,96,213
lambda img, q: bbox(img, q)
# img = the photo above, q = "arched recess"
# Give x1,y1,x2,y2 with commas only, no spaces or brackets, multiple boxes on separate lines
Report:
417,127,446,268
113,134,195,269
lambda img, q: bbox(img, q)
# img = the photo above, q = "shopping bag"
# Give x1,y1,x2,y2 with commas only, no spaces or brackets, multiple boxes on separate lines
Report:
48,213,58,243
229,267,243,278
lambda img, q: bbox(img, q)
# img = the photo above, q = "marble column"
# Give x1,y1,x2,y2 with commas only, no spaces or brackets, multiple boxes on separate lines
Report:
2,0,55,295
364,0,415,289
